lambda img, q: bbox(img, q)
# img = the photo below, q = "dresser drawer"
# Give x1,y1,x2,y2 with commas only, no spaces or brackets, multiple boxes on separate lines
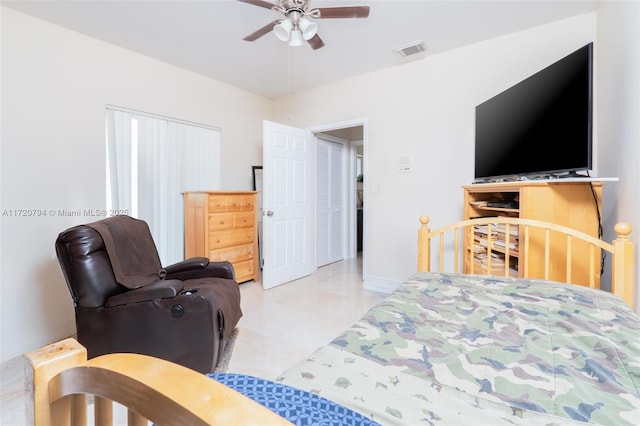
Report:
233,259,256,283
238,195,255,211
209,229,254,250
207,195,229,212
233,211,255,228
209,211,254,231
208,213,235,231
209,243,255,263
208,194,254,212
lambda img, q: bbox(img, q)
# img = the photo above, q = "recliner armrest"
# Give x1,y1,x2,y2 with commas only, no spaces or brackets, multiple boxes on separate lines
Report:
161,257,210,275
165,260,236,281
105,280,185,307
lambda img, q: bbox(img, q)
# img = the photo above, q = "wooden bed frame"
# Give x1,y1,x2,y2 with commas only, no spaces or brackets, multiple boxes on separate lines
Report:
25,216,635,425
417,215,635,308
25,338,291,426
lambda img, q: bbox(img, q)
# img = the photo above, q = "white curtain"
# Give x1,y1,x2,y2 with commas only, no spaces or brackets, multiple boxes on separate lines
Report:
105,109,133,213
106,107,221,265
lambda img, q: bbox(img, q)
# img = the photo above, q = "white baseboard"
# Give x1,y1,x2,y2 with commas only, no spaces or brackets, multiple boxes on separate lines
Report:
363,276,402,293
1,321,76,364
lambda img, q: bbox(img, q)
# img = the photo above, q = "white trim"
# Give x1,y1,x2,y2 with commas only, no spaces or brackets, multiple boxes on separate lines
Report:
307,117,368,134
105,104,221,132
363,276,402,294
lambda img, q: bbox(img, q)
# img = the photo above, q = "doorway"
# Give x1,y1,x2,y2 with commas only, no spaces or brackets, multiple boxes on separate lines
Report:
311,121,365,270
261,119,366,289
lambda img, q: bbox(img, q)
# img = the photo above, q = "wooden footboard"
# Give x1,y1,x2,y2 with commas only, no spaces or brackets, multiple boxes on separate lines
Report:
25,338,292,426
417,215,635,308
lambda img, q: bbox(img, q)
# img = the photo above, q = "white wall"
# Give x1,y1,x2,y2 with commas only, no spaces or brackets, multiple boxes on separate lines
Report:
0,7,272,362
597,0,640,311
272,13,599,292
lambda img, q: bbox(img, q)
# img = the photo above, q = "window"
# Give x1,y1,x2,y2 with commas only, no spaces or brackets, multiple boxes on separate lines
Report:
106,107,221,264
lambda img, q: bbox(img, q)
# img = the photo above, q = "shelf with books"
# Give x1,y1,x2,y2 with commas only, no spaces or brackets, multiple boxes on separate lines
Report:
470,222,519,277
463,181,605,285
468,195,519,217
472,258,519,278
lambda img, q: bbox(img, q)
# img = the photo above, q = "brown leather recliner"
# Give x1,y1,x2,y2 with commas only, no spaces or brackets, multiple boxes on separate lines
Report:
55,215,242,373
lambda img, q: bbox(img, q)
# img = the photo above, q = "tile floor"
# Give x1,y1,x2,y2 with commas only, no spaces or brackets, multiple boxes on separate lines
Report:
0,255,387,425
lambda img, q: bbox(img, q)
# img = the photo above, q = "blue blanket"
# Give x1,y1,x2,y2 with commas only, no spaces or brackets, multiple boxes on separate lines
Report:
208,373,379,425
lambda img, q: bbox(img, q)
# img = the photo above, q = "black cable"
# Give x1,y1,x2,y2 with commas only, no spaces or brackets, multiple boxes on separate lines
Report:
586,171,605,275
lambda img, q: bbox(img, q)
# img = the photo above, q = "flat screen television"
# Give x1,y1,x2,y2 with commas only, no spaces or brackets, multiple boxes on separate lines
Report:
474,42,593,182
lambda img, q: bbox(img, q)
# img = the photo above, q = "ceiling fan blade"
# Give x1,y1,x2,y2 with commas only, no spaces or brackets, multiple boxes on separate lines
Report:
315,6,370,19
243,20,280,41
307,34,325,50
237,0,277,10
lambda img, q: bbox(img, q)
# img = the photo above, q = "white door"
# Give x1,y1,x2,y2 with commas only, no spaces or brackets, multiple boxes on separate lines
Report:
316,137,346,267
262,120,315,289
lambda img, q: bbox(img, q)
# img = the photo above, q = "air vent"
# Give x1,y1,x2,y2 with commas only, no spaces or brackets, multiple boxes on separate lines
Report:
393,40,427,58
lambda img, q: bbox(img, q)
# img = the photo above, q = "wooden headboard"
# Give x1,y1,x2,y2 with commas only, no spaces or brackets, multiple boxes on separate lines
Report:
417,215,635,309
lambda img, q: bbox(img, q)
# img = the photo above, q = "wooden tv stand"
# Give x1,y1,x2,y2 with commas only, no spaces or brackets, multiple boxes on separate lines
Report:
463,180,605,287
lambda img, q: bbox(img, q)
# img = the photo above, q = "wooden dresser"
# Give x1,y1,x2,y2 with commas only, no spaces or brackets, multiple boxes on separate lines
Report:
183,191,259,283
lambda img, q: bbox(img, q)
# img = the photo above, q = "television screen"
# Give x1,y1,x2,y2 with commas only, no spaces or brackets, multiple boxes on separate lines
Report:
474,43,593,182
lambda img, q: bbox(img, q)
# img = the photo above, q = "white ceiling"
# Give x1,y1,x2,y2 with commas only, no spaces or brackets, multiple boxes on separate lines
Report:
3,0,597,99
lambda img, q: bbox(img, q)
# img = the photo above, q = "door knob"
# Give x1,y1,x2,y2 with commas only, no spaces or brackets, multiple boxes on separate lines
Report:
264,210,274,217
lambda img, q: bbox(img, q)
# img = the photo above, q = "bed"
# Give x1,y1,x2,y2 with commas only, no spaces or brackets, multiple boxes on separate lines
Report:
274,216,639,425
26,216,638,426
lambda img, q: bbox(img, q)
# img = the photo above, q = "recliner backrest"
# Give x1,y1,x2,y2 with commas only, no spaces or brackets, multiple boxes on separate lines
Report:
56,225,127,308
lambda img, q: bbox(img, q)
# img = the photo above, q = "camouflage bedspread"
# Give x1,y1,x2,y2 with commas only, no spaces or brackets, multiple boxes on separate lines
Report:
277,272,640,425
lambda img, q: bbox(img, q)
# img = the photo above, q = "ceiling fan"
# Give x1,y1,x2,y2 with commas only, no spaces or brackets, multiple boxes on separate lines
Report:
239,0,370,50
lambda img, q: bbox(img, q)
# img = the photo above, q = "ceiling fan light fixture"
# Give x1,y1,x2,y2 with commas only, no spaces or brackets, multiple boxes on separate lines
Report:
298,17,318,40
242,0,371,50
289,29,304,46
274,19,292,41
